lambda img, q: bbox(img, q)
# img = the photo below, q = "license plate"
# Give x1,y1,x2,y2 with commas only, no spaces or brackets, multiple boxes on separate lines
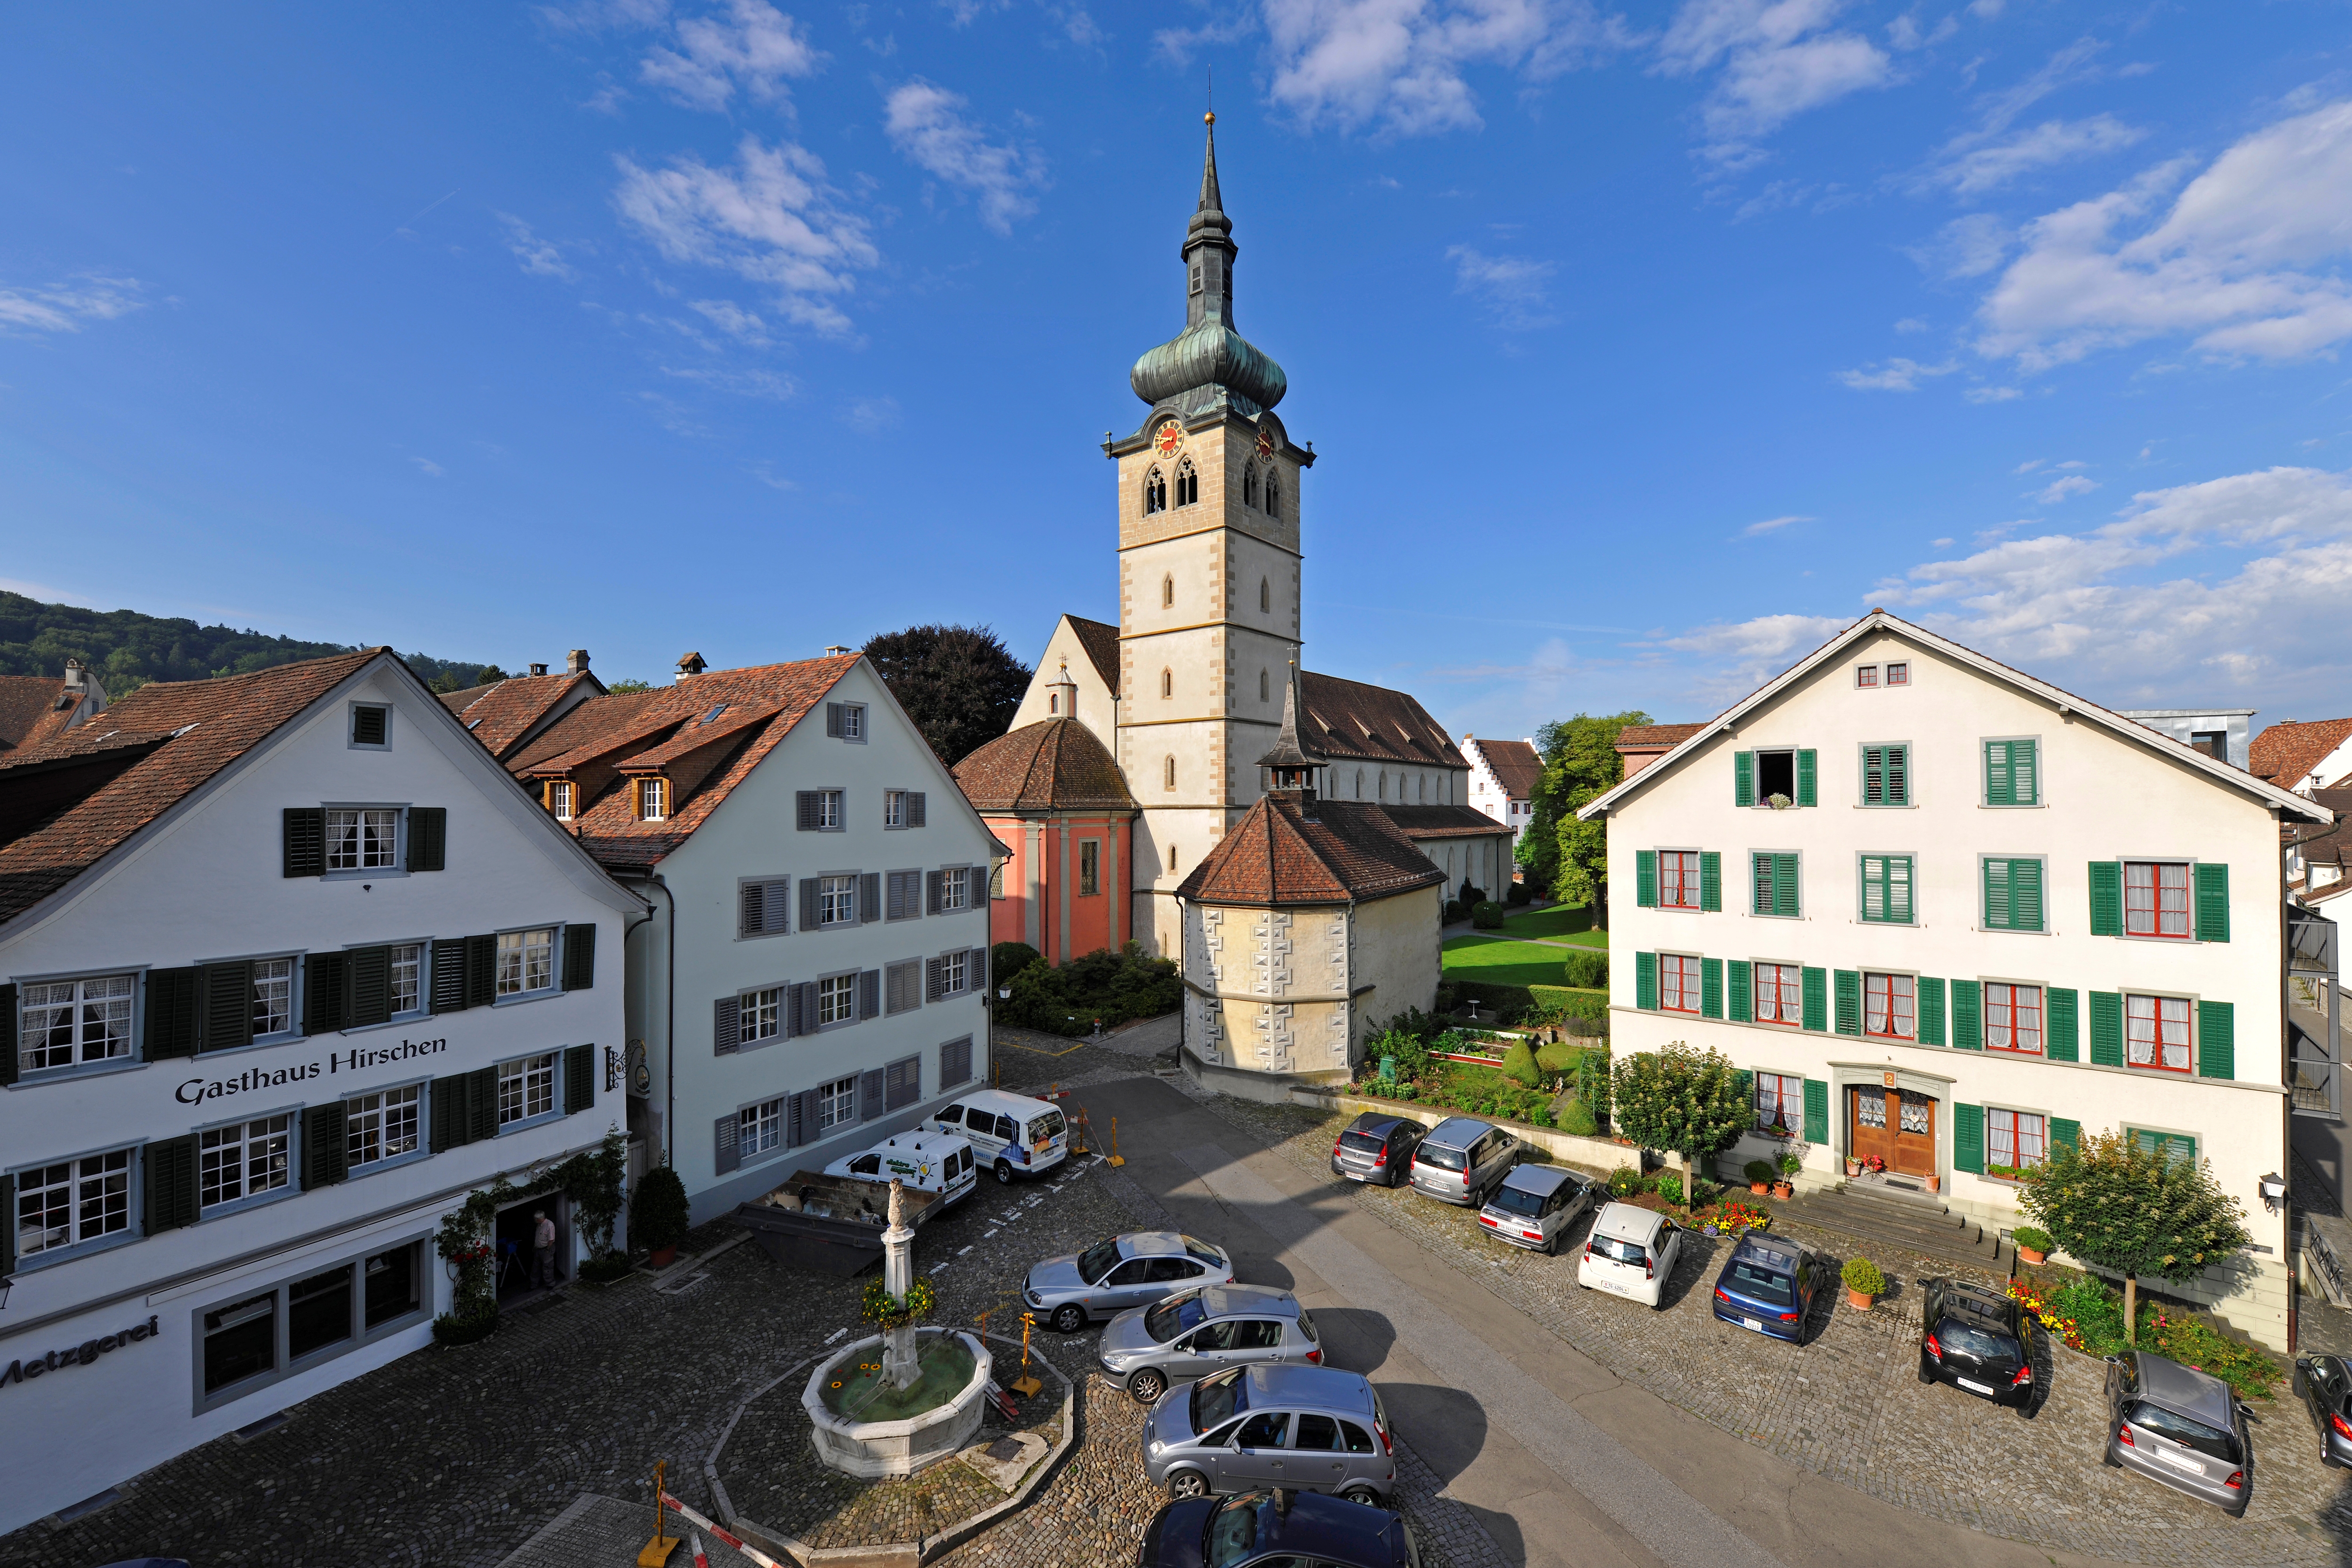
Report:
1955,1377,1994,1395
2154,1446,2204,1474
1742,1317,1764,1332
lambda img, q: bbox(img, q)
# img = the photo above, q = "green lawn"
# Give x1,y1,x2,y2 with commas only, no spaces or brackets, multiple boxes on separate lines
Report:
1498,905,1607,945
1441,937,1577,987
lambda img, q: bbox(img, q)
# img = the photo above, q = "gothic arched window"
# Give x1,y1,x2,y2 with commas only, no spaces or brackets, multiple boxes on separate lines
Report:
1164,756,1176,791
1265,470,1280,518
1144,466,1168,514
1160,669,1173,699
1354,769,1364,798
1379,771,1387,799
1259,669,1269,703
1175,457,1199,508
1169,844,1179,872
1162,574,1175,608
1259,577,1270,612
1243,464,1258,507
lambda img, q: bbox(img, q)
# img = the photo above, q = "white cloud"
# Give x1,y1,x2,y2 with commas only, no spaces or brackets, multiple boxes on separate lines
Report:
882,80,1047,235
1742,513,1812,535
496,214,578,280
0,276,145,335
1657,0,1895,162
640,0,821,110
612,136,878,335
842,395,902,433
1924,114,2145,196
1836,356,1955,391
2012,458,2045,473
1446,244,1557,330
1906,211,2013,280
661,363,797,398
2027,473,2098,503
1893,316,1928,333
410,456,446,478
1964,384,2023,402
1978,99,2352,370
689,297,772,343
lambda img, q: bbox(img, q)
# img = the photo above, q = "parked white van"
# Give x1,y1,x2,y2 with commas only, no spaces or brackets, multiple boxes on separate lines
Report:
933,1088,1069,1184
825,1130,979,1208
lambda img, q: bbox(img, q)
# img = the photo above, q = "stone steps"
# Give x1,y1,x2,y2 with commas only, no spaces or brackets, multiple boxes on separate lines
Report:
1773,1182,2012,1277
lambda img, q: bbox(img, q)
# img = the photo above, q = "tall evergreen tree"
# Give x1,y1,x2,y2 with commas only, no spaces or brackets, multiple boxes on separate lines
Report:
862,623,1033,766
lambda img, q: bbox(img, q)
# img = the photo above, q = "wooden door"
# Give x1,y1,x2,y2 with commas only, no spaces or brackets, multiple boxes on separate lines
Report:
1849,1087,1898,1170
1892,1090,1937,1177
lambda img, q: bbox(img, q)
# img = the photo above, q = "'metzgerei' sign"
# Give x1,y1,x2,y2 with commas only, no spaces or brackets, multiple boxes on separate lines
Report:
0,1315,159,1390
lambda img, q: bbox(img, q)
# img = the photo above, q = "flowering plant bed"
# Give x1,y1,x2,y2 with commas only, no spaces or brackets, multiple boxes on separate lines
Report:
1705,1200,1774,1234
2008,1275,2282,1399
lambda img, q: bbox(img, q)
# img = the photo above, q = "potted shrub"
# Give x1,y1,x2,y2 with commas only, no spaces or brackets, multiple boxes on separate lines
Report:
2013,1226,2053,1266
1842,1257,1885,1310
1925,1174,1940,1194
631,1164,691,1267
1844,1154,1862,1177
1773,1152,1800,1200
1743,1159,1774,1196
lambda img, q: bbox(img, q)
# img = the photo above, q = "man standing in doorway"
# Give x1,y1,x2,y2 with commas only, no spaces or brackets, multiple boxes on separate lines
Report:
533,1209,558,1289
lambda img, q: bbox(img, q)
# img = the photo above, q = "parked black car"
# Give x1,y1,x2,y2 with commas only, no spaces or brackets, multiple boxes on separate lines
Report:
1329,1113,1424,1188
1139,1487,1422,1568
2292,1353,2352,1468
1916,1278,2042,1412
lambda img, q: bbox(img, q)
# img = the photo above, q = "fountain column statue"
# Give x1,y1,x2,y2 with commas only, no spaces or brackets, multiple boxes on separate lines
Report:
881,1178,919,1389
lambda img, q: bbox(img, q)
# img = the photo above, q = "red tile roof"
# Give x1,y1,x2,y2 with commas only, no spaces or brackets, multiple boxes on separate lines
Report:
1468,737,1542,800
439,672,601,759
954,718,1137,812
1177,793,1446,906
1616,723,1707,751
1297,672,1465,769
1379,804,1512,841
1067,615,1122,699
2253,718,2352,788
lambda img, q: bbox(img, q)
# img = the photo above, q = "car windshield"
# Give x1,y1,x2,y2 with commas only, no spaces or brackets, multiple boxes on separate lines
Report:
1076,1239,1124,1285
1340,1130,1387,1154
1935,1316,2017,1362
1183,1235,1226,1265
1589,1234,1646,1265
1727,1263,1794,1306
1419,1146,1466,1172
1202,1492,1274,1568
1029,1111,1065,1142
1191,1369,1249,1433
2127,1401,2241,1464
1144,1293,1210,1343
1488,1186,1546,1218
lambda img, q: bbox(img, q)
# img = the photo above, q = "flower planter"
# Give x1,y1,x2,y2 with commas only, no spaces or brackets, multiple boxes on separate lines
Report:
1771,1181,1794,1200
1845,1159,1861,1177
1924,1176,1940,1194
1749,1181,1770,1196
1846,1288,1875,1311
2016,1245,2046,1266
649,1244,678,1268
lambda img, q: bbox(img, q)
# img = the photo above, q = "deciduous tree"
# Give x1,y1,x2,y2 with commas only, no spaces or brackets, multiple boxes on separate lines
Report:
2019,1129,2250,1343
862,623,1032,766
1609,1042,1749,1209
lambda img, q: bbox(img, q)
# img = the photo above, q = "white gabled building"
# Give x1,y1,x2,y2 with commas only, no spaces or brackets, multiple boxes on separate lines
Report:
496,652,1001,1224
1579,612,2330,1351
1460,734,1542,850
0,650,637,1536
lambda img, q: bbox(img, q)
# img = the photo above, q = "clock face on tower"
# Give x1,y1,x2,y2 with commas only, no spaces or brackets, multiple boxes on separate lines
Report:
1154,420,1183,455
1255,426,1275,462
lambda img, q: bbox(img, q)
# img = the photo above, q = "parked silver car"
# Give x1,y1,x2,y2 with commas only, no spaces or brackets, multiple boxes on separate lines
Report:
1143,1363,1396,1504
1098,1283,1324,1404
1330,1112,1425,1187
1025,1231,1235,1334
2103,1349,2254,1516
1407,1117,1517,1207
1476,1165,1593,1254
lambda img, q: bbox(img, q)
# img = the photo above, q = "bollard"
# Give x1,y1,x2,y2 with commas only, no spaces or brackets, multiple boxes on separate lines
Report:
638,1459,681,1565
1009,1310,1043,1398
1107,1114,1125,1168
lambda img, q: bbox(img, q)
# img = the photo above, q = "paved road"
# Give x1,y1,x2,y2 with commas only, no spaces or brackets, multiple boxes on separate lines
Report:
1084,1074,2120,1568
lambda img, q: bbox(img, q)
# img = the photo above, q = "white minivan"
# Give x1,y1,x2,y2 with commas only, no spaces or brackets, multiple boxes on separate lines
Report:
824,1130,978,1208
933,1088,1069,1184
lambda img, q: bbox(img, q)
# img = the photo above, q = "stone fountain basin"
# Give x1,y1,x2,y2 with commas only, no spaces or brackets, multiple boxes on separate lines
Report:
803,1328,993,1480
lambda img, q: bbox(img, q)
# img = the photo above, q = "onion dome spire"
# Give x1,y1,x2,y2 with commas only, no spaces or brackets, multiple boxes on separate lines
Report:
1129,111,1287,417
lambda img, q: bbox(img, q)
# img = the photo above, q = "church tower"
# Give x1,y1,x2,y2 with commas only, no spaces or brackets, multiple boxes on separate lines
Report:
1109,112,1315,956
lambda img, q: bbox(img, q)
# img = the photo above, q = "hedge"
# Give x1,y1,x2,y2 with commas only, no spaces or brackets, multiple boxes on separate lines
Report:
1528,985,1609,1023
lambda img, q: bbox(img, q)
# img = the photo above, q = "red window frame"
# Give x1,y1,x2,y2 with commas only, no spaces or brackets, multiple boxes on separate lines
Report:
1855,664,1879,688
1986,1109,2046,1173
1754,1072,1802,1134
1660,954,1701,1015
1885,661,1909,686
1754,962,1802,1026
1658,850,1700,910
2125,994,2192,1073
2123,861,2192,939
1863,973,1914,1040
1984,983,2043,1055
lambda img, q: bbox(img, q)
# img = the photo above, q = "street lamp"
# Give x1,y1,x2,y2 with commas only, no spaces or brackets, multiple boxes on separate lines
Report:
2259,1172,2288,1211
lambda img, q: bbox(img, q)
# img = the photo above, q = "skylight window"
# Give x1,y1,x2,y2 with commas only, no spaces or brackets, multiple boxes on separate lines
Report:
700,704,727,725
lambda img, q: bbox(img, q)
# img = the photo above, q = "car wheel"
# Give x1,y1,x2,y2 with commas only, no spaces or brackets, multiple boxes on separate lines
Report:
1049,1303,1087,1334
1128,1369,1167,1404
1166,1469,1209,1501
1341,1486,1382,1507
995,1159,1016,1186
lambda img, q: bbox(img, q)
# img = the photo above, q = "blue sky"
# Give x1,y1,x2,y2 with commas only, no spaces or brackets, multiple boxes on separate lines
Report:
6,2,2352,739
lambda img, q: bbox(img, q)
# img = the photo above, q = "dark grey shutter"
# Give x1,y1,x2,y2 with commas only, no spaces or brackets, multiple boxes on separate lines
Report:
971,948,989,992
430,939,469,1013
783,984,803,1039
407,807,446,872
564,1043,595,1114
797,791,822,831
464,934,498,1008
787,1090,811,1147
906,792,926,827
858,1067,886,1122
886,1055,920,1110
801,877,823,931
430,1075,470,1151
715,1114,740,1174
885,872,906,921
467,1066,501,1142
740,882,766,938
860,873,882,923
0,983,13,1086
302,1102,348,1190
798,982,819,1031
283,807,325,877
927,871,944,915
927,957,944,1003
941,1036,972,1089
563,924,596,990
714,995,741,1055
858,969,881,1020
349,947,391,1027
826,702,845,738
143,1135,199,1234
201,960,253,1053
144,967,201,1060
0,1174,11,1276
767,880,790,933
303,952,349,1035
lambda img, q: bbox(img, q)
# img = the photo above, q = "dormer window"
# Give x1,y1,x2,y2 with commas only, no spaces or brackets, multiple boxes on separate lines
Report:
350,704,390,749
1144,466,1168,514
547,780,575,821
1176,457,1199,507
637,778,668,821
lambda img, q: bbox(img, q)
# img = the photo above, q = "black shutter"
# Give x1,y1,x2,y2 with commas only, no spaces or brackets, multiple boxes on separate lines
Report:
464,934,498,1008
783,984,804,1039
430,939,469,1013
348,947,391,1028
715,1114,740,1175
927,871,944,915
0,983,15,1087
0,1174,12,1276
714,996,741,1055
143,1135,198,1234
201,961,253,1053
858,969,881,1020
906,792,926,828
407,807,446,872
467,1066,501,1142
926,957,944,1003
283,808,325,877
858,1067,886,1122
799,981,819,1030
430,1075,470,1151
564,1043,595,1114
787,1090,810,1147
860,873,881,923
826,702,845,738
563,924,596,990
302,1101,348,1190
797,791,821,831
144,968,201,1060
801,877,822,931
971,948,989,993
740,882,765,938
303,952,349,1035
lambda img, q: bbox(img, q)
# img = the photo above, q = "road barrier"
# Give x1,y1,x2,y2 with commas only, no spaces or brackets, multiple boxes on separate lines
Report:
661,1488,788,1568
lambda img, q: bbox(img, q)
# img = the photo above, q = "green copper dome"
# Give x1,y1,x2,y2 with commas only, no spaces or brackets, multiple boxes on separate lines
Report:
1128,116,1287,416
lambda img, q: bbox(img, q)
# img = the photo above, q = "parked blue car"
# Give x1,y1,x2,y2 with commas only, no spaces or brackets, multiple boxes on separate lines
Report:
1708,1232,1823,1345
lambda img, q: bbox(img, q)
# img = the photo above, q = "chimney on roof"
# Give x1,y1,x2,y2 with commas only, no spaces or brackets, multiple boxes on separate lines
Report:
676,652,708,679
528,662,548,678
62,659,86,695
566,649,590,674
824,645,852,658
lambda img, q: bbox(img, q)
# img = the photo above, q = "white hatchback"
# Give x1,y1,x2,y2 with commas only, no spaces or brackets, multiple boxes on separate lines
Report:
825,1130,978,1208
932,1088,1069,1184
1575,1201,1683,1309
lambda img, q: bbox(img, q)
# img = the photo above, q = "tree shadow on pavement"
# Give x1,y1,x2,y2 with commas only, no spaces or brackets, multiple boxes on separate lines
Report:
1307,1306,1398,1378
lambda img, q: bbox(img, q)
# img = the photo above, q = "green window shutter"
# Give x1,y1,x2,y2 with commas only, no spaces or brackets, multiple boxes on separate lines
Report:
1796,749,1818,808
1917,976,1947,1046
1802,966,1828,1032
1952,979,1983,1049
1802,1078,1828,1143
2089,991,2124,1067
1834,969,1860,1035
1887,744,1908,806
563,924,597,991
2013,859,2044,932
1863,856,1912,923
2088,861,2122,936
1727,960,1752,1022
2015,739,2039,805
2198,1000,2234,1079
1863,746,1885,806
430,938,469,1014
1701,958,1724,1019
407,807,447,873
302,1101,348,1190
2045,987,2080,1063
1734,751,1755,808
143,968,200,1060
2051,1118,2082,1150
0,983,13,1088
1888,856,1913,923
430,1074,470,1151
349,947,391,1029
564,1043,596,1114
1985,740,2012,806
1635,850,1657,908
1861,856,1884,922
143,1135,198,1234
283,807,324,877
201,961,253,1053
1635,952,1659,1011
1699,852,1721,912
467,1066,501,1142
303,951,348,1036
2194,863,2230,943
1983,859,2009,929
1954,1104,1985,1174
464,933,498,1009
1772,853,1800,918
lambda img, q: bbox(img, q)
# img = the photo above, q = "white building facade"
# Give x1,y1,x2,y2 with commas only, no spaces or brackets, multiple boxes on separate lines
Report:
1581,613,2328,1351
0,651,636,1535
